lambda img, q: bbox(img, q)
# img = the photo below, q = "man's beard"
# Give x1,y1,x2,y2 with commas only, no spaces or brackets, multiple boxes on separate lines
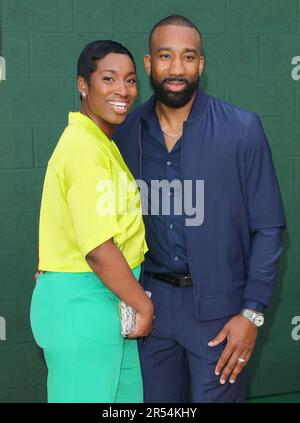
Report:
150,72,199,108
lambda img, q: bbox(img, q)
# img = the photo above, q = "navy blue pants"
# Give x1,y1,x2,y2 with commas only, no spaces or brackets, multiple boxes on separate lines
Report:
138,274,247,403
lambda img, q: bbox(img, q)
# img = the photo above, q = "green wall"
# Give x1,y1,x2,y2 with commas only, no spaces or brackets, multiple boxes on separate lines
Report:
0,0,299,402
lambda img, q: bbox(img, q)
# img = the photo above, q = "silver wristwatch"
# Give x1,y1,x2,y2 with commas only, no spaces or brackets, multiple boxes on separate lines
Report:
240,309,265,327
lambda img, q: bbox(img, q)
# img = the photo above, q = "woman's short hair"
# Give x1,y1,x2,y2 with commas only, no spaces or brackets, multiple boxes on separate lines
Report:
77,40,136,98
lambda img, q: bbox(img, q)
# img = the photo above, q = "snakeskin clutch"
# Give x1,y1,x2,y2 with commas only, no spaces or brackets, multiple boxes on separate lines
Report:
120,291,152,337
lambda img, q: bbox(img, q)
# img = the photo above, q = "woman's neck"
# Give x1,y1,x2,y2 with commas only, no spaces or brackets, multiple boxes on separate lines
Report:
80,104,114,140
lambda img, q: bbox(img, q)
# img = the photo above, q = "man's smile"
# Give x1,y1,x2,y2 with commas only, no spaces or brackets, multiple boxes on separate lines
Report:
163,81,187,92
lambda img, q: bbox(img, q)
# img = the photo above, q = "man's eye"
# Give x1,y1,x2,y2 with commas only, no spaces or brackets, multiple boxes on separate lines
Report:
185,55,195,61
127,78,136,84
160,54,171,59
103,76,113,82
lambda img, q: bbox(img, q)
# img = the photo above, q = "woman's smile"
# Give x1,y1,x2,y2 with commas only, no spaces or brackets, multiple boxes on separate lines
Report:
107,100,129,114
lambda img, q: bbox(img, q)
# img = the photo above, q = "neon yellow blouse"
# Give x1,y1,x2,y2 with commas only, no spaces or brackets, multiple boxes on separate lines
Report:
38,112,148,272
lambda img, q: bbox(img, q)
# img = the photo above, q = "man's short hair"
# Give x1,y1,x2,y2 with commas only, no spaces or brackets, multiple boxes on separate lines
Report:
149,15,202,52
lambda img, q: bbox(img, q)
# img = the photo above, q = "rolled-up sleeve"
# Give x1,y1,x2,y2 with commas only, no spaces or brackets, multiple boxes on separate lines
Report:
67,166,121,257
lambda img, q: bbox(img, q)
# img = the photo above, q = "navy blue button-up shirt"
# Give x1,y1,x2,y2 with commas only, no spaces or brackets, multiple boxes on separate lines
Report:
141,109,189,274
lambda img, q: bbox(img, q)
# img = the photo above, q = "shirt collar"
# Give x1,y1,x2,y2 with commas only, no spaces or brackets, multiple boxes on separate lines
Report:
141,88,209,123
68,112,112,148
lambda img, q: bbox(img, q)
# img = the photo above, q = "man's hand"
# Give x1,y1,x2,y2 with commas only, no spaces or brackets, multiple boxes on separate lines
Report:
208,314,258,385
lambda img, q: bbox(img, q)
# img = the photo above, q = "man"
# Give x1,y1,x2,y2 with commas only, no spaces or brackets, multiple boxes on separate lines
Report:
114,15,286,403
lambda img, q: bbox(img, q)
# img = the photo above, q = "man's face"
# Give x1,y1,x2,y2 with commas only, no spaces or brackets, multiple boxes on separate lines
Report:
145,25,204,108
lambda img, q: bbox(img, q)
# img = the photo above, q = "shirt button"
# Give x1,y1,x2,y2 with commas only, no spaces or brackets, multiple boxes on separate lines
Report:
166,161,172,166
174,256,179,262
169,224,174,229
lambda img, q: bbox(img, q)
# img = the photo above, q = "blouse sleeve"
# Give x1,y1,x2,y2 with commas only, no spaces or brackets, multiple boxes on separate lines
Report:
67,165,121,257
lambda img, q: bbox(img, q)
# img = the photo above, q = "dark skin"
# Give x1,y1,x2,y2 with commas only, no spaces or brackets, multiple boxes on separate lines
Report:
37,53,154,339
144,25,204,152
78,53,137,139
146,24,258,383
86,240,153,339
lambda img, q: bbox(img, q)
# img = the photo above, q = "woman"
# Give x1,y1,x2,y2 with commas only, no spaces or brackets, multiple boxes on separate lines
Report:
30,40,154,403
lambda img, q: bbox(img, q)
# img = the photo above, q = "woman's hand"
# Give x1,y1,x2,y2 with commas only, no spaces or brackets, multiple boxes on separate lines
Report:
34,270,44,282
127,303,155,339
34,248,44,282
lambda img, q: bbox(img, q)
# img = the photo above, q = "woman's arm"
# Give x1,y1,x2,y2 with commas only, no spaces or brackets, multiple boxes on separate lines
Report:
86,239,154,338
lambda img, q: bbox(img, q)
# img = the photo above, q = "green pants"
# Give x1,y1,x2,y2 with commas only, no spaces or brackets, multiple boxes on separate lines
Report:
30,267,143,403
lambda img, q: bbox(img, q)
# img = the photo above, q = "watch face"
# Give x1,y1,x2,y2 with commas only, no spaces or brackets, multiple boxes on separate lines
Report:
254,315,264,327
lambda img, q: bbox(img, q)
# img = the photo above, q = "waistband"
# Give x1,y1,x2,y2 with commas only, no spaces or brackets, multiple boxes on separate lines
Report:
42,264,141,277
38,265,141,283
144,272,192,287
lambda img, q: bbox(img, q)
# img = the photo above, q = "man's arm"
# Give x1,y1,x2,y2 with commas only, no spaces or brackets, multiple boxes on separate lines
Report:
209,113,286,384
241,114,286,304
242,227,284,311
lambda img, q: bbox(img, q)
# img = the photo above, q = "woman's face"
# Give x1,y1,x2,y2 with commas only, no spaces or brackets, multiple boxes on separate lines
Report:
78,52,137,127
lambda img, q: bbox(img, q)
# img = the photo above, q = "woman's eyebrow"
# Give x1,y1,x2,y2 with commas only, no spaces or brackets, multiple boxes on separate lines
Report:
100,69,117,73
100,69,136,75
